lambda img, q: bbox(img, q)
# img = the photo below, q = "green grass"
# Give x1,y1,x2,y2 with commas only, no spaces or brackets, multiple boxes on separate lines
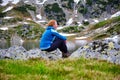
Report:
107,23,120,34
11,20,45,40
58,26,84,33
92,33,110,40
89,16,120,30
86,16,120,40
0,58,120,80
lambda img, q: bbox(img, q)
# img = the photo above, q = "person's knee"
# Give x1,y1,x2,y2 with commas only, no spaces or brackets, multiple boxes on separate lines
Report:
55,38,65,43
60,39,66,44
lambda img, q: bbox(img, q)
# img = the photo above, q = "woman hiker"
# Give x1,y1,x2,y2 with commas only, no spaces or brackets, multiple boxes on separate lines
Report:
40,20,71,58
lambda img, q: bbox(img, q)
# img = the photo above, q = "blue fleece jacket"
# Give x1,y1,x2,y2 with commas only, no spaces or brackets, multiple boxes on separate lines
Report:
40,26,67,50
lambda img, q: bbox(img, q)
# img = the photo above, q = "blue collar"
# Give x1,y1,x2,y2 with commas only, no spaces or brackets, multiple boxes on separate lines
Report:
46,26,55,30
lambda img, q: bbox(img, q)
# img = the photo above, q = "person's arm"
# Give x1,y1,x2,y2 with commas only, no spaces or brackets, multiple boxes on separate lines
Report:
51,29,67,40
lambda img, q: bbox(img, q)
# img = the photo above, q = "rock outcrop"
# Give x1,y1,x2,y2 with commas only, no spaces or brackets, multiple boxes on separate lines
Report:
70,35,120,65
0,46,62,60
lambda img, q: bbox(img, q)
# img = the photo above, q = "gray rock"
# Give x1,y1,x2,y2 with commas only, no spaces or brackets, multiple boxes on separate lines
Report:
99,54,108,60
71,35,120,65
44,49,62,59
107,56,116,64
67,41,76,52
115,54,120,65
0,46,62,60
6,46,27,60
0,49,8,59
26,48,43,59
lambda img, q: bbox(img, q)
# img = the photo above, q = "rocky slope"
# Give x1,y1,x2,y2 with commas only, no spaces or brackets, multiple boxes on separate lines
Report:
0,0,120,26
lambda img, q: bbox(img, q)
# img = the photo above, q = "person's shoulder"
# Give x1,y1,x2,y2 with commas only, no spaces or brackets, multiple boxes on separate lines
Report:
51,29,57,32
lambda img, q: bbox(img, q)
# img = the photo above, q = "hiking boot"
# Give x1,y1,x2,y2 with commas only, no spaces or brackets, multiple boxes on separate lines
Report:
62,52,71,58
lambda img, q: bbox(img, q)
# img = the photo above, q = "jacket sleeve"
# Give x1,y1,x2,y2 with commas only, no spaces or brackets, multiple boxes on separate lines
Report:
51,29,67,40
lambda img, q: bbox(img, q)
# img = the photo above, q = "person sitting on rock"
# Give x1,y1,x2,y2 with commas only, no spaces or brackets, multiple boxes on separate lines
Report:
40,20,71,58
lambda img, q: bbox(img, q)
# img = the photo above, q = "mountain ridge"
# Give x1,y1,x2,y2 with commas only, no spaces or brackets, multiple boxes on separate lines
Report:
0,0,120,26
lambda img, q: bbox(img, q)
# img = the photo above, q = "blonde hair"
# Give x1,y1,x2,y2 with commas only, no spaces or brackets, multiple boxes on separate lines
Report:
47,20,56,26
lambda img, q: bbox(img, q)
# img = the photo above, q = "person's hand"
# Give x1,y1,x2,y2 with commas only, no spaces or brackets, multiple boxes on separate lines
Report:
64,40,67,44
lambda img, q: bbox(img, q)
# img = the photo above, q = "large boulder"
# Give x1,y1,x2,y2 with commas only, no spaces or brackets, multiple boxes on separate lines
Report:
0,46,27,60
70,35,120,65
0,46,62,60
26,48,62,60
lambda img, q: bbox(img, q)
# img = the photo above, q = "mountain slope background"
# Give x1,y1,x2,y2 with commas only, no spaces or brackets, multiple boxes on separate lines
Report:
0,0,120,40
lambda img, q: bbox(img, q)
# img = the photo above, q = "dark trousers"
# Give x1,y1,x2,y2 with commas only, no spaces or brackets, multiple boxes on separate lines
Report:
44,38,68,53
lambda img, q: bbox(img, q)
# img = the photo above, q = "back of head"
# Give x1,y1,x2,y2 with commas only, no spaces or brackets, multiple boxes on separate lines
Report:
47,20,56,26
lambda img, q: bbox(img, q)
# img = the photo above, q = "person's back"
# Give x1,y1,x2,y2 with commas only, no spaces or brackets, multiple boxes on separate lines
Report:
40,26,56,50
